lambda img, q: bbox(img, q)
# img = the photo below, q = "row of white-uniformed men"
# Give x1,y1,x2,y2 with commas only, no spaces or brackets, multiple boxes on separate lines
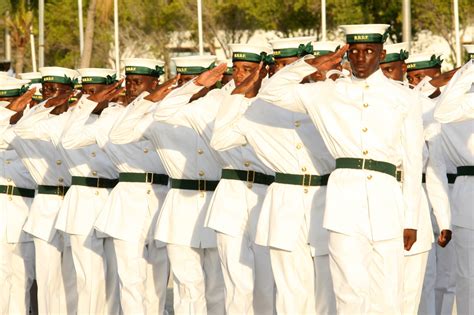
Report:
0,24,473,314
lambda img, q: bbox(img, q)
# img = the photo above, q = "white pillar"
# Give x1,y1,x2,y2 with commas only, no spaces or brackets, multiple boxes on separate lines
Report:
114,0,120,77
78,0,84,56
197,0,204,55
402,0,411,49
30,28,37,72
5,27,11,61
321,0,326,41
453,0,461,67
38,0,44,67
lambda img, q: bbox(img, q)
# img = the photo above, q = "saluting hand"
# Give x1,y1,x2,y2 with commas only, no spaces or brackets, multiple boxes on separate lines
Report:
88,79,125,104
437,229,452,247
430,68,459,88
232,62,268,98
6,88,36,113
305,44,349,73
45,90,75,108
145,75,180,103
195,63,227,88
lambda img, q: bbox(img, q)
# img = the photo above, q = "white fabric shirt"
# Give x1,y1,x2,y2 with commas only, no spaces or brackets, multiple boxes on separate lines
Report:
211,93,335,253
3,103,72,242
93,94,169,243
115,89,220,248
0,124,36,243
258,58,424,241
54,97,121,235
154,80,274,239
434,60,474,123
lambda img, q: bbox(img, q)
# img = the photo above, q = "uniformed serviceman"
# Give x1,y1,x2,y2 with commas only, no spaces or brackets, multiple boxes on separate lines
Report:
257,24,424,313
18,72,43,106
0,79,36,314
381,45,453,314
55,68,123,314
163,48,278,315
211,39,342,314
4,66,79,314
94,58,171,314
432,49,474,315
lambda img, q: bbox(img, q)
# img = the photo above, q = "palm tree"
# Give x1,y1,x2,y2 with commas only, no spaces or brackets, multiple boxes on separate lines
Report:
6,0,33,75
80,0,98,68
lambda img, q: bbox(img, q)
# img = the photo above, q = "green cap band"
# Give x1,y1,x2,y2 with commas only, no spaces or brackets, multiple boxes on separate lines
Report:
0,89,23,98
29,78,42,84
176,63,215,75
125,66,164,77
381,50,409,64
42,75,78,87
274,43,314,59
81,74,117,85
225,67,233,75
406,55,443,71
346,32,388,44
469,53,474,60
233,52,274,65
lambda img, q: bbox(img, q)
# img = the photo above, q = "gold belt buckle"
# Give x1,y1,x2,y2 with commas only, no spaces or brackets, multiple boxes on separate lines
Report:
198,179,207,193
6,185,14,200
57,185,65,199
246,170,255,184
302,174,312,187
145,172,154,184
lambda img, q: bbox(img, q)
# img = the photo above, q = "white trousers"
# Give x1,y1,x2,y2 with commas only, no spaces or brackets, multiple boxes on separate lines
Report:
104,237,122,314
70,233,108,314
453,225,474,315
313,254,337,315
328,231,403,315
402,251,429,314
419,239,456,315
167,244,225,315
216,232,275,315
269,226,316,314
0,241,35,314
33,235,78,314
113,238,169,314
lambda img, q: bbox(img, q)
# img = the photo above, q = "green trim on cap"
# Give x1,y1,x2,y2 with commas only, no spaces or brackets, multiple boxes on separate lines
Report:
176,63,215,75
81,74,117,85
406,55,443,71
125,65,164,77
313,50,337,56
346,32,388,44
224,67,233,75
381,50,409,64
32,94,43,101
469,53,474,60
0,88,22,98
274,43,314,59
232,51,274,65
42,75,77,87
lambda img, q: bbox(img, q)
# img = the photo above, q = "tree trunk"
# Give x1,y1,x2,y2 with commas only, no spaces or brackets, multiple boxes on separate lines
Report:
15,45,26,76
80,0,97,68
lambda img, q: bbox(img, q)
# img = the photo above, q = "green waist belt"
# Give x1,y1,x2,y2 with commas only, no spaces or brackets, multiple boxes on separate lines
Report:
336,158,396,178
170,178,219,191
396,172,457,184
71,176,119,189
221,169,275,186
119,172,169,185
274,172,330,186
0,185,35,198
37,185,69,196
457,166,474,177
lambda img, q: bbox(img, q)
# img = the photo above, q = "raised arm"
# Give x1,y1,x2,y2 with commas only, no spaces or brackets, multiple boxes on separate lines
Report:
434,60,474,123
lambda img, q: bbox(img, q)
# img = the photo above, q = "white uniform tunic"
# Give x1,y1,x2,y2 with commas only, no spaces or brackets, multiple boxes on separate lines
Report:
258,58,424,314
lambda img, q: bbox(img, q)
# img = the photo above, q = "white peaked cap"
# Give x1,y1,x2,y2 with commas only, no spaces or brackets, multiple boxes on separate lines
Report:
270,36,316,50
39,66,79,79
123,58,165,69
77,68,117,78
19,72,42,81
229,44,273,56
384,42,409,54
171,55,216,68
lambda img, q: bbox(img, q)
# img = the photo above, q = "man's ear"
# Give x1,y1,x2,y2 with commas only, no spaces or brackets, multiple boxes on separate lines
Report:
379,49,387,63
401,63,407,75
